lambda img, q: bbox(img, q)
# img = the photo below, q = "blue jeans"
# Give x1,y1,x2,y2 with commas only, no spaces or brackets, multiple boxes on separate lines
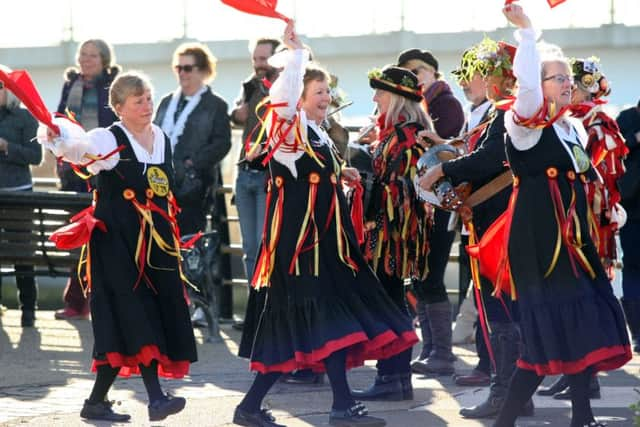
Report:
234,168,267,280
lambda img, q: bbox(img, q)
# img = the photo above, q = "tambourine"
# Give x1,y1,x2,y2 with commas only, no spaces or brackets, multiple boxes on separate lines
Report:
416,144,471,211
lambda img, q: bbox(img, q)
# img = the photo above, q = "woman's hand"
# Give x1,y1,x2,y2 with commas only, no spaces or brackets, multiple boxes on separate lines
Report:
357,123,377,144
503,3,532,29
341,167,361,187
46,127,60,142
416,130,445,149
417,163,444,191
283,20,303,51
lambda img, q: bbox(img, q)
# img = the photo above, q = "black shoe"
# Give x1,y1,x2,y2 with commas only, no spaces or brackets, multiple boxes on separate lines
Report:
279,371,324,385
148,393,186,421
232,406,286,427
553,376,601,400
80,399,131,422
459,396,533,419
409,356,454,376
351,374,410,401
329,403,386,426
21,309,35,328
459,396,503,419
537,375,569,396
453,369,491,387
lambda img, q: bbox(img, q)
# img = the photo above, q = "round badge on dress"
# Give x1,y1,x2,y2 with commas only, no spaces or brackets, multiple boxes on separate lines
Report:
572,145,591,173
147,166,169,197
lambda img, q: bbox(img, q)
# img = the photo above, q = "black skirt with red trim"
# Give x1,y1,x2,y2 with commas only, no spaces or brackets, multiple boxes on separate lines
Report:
505,126,631,376
87,127,198,379
242,145,418,373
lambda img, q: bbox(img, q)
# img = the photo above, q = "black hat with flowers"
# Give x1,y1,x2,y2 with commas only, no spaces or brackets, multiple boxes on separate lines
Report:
368,66,423,102
570,57,611,99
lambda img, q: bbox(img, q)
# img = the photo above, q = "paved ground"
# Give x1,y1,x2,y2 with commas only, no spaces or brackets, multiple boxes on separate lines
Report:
0,309,638,427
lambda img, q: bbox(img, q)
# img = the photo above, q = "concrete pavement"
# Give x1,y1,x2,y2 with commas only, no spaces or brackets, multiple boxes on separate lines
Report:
0,309,638,427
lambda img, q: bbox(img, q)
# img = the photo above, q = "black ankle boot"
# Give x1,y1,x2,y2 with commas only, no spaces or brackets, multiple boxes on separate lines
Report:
80,399,131,422
351,374,406,401
148,392,186,421
537,374,569,396
21,309,35,328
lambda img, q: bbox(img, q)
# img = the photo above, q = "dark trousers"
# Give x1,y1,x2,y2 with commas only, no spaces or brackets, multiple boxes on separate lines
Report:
458,233,472,310
621,220,640,298
0,266,37,310
376,268,412,375
415,208,456,304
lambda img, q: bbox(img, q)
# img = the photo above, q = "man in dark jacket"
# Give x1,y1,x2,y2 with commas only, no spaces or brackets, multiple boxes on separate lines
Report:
617,99,640,355
397,49,465,376
0,73,41,327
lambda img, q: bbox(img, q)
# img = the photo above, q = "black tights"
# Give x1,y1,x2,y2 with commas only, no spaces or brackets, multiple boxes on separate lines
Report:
88,364,120,404
238,349,354,414
494,367,595,427
87,361,164,404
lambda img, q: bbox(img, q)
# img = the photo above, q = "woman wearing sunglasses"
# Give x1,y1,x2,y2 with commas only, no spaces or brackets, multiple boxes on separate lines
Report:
490,4,632,426
154,42,231,237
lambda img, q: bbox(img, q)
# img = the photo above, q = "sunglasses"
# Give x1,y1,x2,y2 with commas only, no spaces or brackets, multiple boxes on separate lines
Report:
174,64,198,73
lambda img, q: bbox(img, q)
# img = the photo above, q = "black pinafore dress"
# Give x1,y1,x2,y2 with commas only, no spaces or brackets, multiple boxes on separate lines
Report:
244,126,418,373
89,124,197,378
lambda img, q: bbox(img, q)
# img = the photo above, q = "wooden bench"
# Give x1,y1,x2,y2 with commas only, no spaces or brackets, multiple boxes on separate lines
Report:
0,190,91,278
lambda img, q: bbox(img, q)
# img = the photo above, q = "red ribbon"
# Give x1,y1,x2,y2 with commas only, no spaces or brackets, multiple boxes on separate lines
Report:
49,205,106,250
350,181,365,245
220,0,290,21
0,68,59,133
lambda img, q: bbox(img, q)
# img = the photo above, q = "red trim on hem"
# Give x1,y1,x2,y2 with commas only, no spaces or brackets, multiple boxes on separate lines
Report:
517,345,632,376
250,329,418,374
92,344,191,379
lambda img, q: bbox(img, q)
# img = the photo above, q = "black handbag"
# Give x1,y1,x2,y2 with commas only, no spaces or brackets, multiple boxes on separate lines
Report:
174,166,203,205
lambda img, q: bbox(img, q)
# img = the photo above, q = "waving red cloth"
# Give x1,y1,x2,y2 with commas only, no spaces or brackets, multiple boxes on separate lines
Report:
0,69,59,134
505,0,567,7
49,206,106,249
220,0,290,21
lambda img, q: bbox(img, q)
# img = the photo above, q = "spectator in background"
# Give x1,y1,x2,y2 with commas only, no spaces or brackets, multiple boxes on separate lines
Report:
617,98,640,355
397,49,465,376
230,37,280,303
0,65,42,327
54,38,120,321
155,42,231,236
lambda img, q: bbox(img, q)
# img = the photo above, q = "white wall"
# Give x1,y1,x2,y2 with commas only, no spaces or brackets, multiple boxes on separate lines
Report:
2,25,639,126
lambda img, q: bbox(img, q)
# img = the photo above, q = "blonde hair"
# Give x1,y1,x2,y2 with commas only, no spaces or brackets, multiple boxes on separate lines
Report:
384,92,433,131
108,71,153,112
